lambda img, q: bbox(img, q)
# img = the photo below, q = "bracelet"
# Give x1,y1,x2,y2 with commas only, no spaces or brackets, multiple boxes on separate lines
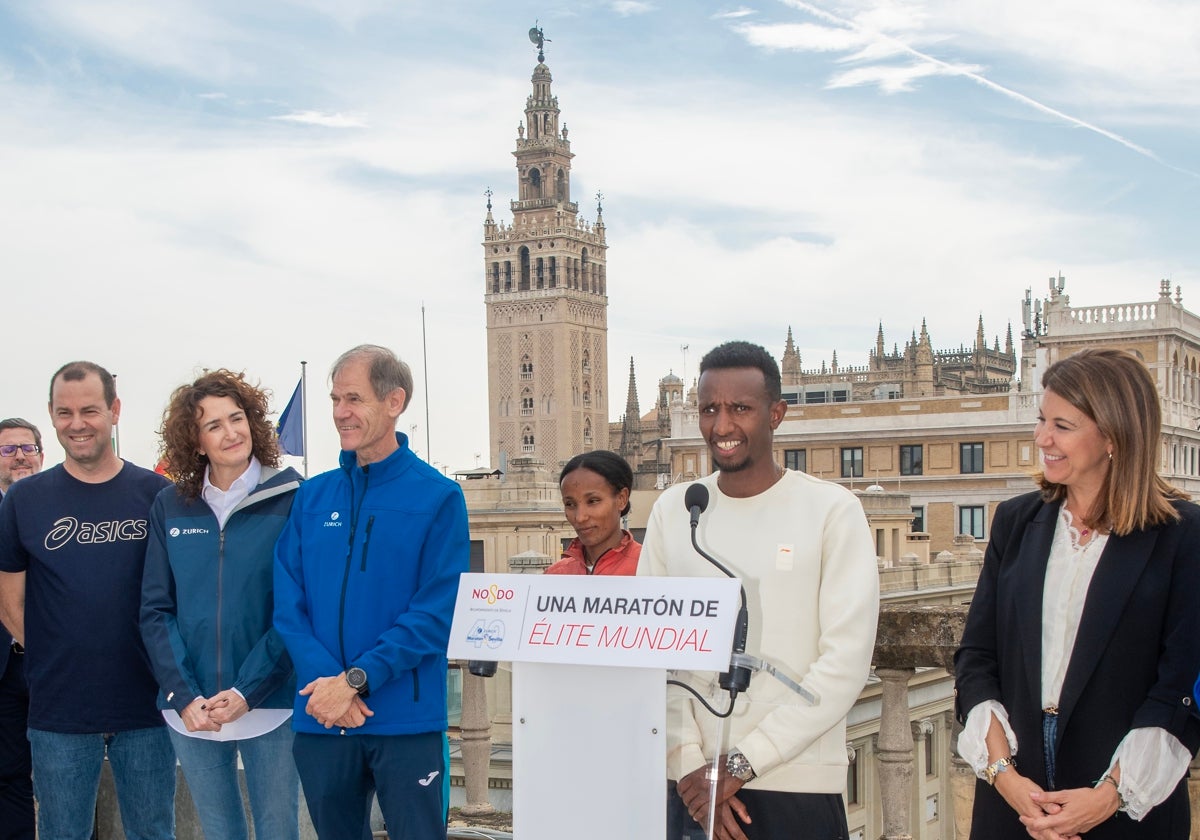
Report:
984,756,1016,786
1095,774,1127,811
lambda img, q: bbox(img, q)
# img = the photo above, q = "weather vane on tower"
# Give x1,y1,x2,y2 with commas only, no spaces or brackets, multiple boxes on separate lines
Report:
528,22,550,62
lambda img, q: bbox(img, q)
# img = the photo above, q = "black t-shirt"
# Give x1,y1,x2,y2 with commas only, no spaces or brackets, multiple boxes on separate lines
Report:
0,461,170,732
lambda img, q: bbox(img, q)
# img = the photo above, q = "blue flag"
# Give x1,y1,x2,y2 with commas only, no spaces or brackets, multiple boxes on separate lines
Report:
277,379,304,456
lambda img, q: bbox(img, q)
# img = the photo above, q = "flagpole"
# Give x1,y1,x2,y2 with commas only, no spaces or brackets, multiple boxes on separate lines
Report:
421,303,431,463
300,360,308,479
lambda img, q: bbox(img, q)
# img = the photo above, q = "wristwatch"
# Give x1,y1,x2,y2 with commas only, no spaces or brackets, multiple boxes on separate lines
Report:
346,667,370,697
984,756,1015,786
726,749,756,783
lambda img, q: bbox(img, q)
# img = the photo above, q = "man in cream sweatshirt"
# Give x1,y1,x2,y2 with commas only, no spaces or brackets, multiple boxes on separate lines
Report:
639,340,879,840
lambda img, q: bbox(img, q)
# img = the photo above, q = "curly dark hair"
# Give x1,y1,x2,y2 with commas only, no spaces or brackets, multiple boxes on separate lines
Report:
160,369,282,500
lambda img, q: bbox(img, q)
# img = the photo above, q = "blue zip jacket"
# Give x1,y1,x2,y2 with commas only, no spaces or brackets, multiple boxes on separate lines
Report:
141,465,302,713
273,433,469,736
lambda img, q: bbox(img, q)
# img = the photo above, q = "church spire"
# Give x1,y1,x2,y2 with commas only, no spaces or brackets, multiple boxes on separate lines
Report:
624,357,640,422
781,326,801,385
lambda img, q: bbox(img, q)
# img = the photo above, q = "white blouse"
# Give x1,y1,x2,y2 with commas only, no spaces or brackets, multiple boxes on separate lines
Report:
958,507,1191,820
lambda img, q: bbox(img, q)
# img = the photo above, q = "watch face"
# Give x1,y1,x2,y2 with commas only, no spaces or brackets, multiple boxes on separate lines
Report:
347,668,367,689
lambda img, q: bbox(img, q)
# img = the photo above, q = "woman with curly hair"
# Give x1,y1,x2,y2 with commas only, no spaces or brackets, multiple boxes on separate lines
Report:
140,369,303,840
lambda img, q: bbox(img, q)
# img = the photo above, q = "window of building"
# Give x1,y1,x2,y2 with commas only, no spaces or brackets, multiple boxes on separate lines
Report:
846,746,861,807
521,395,534,416
958,505,986,539
911,506,926,534
925,729,936,777
447,664,463,728
784,449,806,472
960,442,984,474
900,444,923,476
520,356,533,380
522,429,535,453
841,447,863,478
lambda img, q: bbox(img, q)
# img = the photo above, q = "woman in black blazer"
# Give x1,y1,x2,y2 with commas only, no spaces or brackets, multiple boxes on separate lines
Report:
955,348,1200,840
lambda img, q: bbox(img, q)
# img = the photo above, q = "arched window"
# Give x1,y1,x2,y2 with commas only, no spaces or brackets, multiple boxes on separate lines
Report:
519,247,531,291
522,428,535,453
520,355,533,380
582,350,591,374
521,389,534,416
583,418,593,448
555,169,566,201
529,168,542,199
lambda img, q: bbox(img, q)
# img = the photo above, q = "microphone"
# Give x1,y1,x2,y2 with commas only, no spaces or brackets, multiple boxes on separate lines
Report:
682,484,752,699
685,483,708,528
467,660,498,678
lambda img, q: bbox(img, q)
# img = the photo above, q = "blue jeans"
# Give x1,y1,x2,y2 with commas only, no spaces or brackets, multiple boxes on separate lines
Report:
169,722,299,840
28,726,176,840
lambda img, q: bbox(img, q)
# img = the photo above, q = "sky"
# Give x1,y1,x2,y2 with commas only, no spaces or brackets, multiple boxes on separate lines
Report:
2,0,1198,476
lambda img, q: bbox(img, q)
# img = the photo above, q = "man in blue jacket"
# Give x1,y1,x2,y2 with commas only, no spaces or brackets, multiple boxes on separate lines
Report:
274,344,469,839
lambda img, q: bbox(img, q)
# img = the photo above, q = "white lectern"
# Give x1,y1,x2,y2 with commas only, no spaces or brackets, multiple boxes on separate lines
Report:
448,573,739,840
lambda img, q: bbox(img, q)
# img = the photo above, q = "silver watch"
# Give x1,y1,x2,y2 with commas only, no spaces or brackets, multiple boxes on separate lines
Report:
726,749,756,782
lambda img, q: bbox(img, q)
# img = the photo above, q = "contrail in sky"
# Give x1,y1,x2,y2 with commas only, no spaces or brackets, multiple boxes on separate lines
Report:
778,0,1200,180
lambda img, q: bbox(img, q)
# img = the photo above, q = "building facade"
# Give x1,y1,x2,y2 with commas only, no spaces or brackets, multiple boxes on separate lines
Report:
641,277,1200,554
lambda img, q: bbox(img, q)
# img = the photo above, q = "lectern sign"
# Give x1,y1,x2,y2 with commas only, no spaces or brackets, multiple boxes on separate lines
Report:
448,573,739,671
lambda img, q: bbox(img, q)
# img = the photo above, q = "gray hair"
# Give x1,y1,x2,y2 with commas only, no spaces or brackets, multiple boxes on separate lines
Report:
331,344,414,411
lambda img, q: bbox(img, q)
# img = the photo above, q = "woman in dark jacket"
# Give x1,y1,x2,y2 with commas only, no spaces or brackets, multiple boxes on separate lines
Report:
954,349,1200,839
141,370,302,840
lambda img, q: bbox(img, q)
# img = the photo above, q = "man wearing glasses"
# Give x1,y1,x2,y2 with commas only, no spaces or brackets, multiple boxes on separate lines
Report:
0,418,43,840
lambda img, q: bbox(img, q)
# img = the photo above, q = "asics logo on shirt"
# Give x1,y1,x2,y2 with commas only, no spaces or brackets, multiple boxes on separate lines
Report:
43,517,149,551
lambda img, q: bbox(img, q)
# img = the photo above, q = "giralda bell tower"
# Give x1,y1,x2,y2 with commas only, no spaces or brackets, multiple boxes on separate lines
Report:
483,28,609,471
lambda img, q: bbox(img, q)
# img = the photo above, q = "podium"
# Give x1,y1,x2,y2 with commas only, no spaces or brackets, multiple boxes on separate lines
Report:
448,573,739,840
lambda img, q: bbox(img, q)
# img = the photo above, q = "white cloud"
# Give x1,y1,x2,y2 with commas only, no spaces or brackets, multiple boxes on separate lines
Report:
827,60,977,93
735,21,868,52
712,7,757,20
271,110,368,128
611,1,654,17
198,91,227,100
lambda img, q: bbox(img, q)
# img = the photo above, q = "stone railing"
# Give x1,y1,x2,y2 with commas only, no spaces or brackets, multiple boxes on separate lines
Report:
873,604,969,840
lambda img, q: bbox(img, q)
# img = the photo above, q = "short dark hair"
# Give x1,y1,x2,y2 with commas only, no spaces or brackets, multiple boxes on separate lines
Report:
50,361,117,408
698,341,782,402
331,344,414,411
559,450,635,517
0,418,42,451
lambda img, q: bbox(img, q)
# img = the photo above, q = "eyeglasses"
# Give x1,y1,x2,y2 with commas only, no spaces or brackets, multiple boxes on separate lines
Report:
0,444,41,457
